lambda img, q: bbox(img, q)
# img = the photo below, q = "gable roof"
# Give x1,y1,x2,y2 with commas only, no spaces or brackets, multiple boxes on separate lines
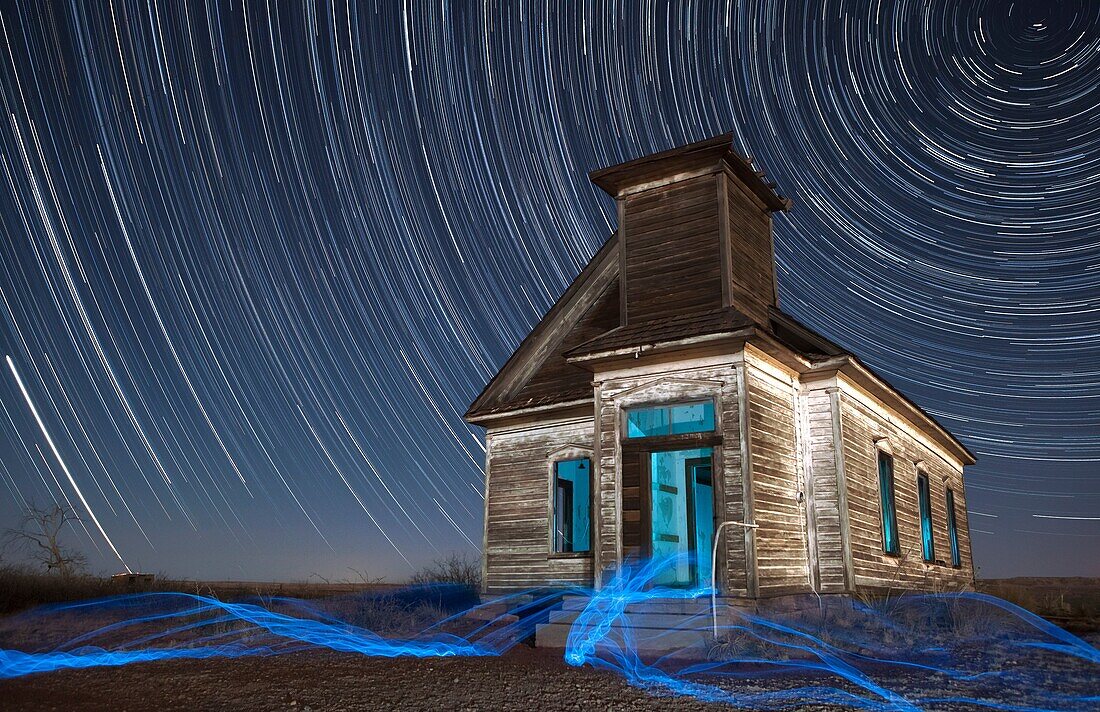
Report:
464,234,619,421
463,133,974,466
565,306,755,359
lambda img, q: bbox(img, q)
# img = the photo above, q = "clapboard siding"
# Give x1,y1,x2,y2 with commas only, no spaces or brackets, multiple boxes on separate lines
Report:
471,137,976,603
725,176,775,324
719,371,748,596
838,390,974,591
620,450,643,559
745,356,811,595
800,386,850,592
483,418,596,592
593,359,748,594
622,175,724,324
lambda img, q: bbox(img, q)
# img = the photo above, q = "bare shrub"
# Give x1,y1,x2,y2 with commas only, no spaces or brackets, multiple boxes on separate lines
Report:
337,597,447,635
0,564,117,614
943,595,1018,641
709,626,791,661
409,552,481,590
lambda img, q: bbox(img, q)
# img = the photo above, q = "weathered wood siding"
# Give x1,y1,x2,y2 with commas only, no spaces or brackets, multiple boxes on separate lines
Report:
799,384,852,593
483,417,596,592
592,358,749,594
837,387,974,591
724,174,775,324
621,175,724,324
619,449,643,559
745,353,811,596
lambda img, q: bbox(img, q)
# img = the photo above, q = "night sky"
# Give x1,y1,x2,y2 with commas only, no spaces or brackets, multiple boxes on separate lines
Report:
0,1,1096,582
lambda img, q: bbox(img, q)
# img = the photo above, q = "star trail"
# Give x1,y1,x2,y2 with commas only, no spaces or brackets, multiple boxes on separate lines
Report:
0,1,1096,581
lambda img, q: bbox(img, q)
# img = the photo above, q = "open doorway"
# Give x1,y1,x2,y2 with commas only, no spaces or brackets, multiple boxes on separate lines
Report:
648,447,715,588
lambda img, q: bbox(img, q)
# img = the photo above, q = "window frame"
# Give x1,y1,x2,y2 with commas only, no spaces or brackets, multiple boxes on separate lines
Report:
916,470,935,563
548,456,593,558
623,399,716,440
876,447,900,556
946,487,961,568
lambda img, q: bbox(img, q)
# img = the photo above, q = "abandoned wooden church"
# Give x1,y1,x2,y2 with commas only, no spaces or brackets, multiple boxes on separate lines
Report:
465,134,975,599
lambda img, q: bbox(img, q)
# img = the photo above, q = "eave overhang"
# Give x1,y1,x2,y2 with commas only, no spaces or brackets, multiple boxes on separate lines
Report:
803,356,977,467
465,398,594,428
565,323,976,468
564,327,756,370
588,133,792,212
468,321,975,468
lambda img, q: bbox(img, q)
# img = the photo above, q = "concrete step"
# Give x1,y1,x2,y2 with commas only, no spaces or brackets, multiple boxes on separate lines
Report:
535,621,714,653
548,608,714,630
539,599,724,654
560,594,727,616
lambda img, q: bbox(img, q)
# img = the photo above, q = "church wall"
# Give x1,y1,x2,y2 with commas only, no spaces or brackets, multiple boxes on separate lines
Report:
621,175,725,323
744,348,812,596
482,415,596,593
592,354,750,594
837,379,975,592
799,380,854,593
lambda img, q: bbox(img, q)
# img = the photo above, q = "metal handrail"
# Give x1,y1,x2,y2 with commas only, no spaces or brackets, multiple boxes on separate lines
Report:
711,520,759,638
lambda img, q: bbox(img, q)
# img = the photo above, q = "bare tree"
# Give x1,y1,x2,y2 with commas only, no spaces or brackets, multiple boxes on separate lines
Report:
4,503,87,577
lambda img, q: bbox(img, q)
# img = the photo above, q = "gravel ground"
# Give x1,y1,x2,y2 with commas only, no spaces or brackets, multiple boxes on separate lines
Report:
4,642,1098,711
0,646,856,712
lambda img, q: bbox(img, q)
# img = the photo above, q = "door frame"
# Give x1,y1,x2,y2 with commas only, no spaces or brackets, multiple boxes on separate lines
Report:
638,446,718,587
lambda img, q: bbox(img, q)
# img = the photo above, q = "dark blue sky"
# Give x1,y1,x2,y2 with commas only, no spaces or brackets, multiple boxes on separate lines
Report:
0,1,1096,582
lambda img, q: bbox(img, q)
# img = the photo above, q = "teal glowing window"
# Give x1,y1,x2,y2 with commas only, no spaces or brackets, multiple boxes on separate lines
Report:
917,473,935,563
553,459,590,553
877,451,899,555
946,488,961,567
626,401,715,438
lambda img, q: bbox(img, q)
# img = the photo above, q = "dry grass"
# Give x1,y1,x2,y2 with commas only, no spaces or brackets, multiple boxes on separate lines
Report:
0,565,151,614
0,564,398,616
976,577,1100,633
408,552,481,589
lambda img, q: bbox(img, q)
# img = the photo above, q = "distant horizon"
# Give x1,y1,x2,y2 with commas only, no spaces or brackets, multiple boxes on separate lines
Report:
1,2,1097,582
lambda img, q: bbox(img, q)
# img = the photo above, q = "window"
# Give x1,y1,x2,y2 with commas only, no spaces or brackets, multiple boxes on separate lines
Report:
946,488,961,567
626,401,715,438
917,472,935,562
553,459,591,553
877,450,899,555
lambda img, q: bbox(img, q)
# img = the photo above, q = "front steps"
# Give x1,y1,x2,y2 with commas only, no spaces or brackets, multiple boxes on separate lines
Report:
535,594,746,654
535,593,845,655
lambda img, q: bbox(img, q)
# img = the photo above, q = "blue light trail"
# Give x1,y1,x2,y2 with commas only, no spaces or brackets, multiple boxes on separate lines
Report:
2,561,1096,711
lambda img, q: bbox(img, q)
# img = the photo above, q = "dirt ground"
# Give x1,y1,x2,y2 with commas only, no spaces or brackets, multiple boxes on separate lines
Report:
2,577,1097,712
0,646,849,712
5,641,1099,711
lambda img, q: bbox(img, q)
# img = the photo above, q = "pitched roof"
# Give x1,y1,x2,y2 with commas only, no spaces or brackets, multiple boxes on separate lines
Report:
565,306,755,359
766,307,847,361
463,234,619,420
463,133,974,465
